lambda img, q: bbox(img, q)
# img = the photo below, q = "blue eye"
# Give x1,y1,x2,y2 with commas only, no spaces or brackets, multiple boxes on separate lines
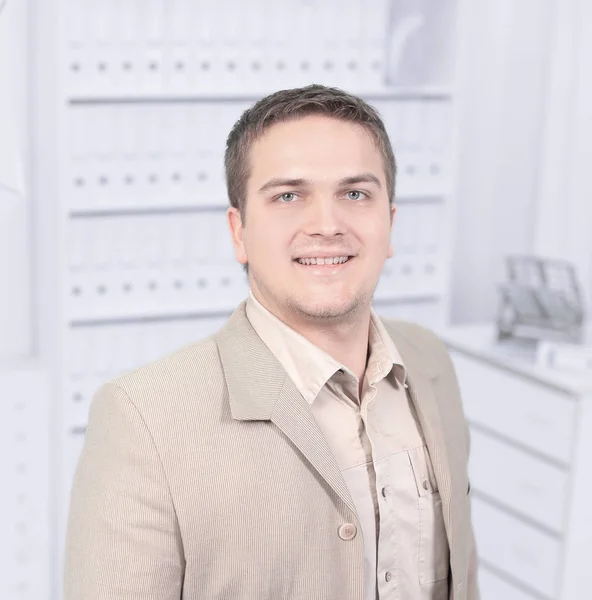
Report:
347,190,366,200
279,192,297,203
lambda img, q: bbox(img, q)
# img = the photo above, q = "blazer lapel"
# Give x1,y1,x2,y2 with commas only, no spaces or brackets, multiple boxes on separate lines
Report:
406,371,454,542
215,301,358,517
270,377,358,516
381,321,455,548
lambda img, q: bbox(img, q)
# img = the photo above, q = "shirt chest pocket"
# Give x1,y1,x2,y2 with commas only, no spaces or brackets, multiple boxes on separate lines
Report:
407,445,450,584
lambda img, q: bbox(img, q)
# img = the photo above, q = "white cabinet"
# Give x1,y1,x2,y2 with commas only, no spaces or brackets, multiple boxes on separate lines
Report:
440,324,592,600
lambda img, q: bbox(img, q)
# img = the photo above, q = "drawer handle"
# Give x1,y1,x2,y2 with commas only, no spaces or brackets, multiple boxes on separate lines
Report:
527,413,552,429
520,481,543,496
514,548,538,565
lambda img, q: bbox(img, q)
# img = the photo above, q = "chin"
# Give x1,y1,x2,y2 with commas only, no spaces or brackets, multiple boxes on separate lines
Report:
292,296,362,320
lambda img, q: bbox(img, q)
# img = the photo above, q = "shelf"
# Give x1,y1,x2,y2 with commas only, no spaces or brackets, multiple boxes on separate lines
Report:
439,324,592,395
69,307,235,328
67,293,443,329
69,426,87,436
68,203,227,219
67,87,454,105
66,193,447,220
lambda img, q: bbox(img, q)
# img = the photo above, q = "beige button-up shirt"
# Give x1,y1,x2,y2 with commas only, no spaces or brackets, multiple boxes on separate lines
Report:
246,291,450,600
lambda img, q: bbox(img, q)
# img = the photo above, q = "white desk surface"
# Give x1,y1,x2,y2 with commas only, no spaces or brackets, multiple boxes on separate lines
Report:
436,323,592,397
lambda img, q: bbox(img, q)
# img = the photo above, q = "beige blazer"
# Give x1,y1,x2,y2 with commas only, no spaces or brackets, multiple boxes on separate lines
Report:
64,301,480,600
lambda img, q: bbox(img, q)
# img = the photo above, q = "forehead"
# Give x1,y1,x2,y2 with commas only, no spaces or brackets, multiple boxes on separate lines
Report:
248,115,385,183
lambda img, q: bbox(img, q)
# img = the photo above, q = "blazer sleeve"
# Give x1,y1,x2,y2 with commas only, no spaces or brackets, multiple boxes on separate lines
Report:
63,382,185,600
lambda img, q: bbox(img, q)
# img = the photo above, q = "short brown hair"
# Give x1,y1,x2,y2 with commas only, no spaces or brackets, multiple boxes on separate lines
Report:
224,84,397,220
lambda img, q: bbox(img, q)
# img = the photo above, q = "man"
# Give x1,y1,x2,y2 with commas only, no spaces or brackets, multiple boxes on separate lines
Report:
64,84,479,600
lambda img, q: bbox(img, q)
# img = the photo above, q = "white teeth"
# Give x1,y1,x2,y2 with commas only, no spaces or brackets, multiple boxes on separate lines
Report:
297,256,350,265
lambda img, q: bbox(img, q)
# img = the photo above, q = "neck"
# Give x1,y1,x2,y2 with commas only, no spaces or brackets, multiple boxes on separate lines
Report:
290,314,371,384
251,289,371,383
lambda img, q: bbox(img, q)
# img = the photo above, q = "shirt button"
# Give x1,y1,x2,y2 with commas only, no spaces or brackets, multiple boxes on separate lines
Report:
385,571,392,582
381,486,388,498
338,523,357,541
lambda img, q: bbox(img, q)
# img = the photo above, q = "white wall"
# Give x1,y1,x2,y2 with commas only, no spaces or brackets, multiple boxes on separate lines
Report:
450,0,556,324
534,0,592,318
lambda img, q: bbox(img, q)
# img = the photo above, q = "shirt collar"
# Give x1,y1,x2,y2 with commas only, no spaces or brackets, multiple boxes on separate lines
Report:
367,309,408,388
245,289,407,404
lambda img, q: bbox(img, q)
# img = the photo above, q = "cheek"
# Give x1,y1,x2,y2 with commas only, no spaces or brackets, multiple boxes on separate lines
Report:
243,221,288,260
362,220,392,252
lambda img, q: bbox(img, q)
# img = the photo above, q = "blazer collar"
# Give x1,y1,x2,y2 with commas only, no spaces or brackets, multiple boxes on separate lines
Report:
215,300,286,421
216,303,445,412
380,319,446,382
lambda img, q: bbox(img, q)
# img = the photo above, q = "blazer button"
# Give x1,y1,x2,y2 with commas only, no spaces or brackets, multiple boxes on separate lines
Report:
338,523,357,540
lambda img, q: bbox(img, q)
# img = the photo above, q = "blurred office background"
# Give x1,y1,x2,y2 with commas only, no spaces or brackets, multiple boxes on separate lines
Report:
1,0,591,598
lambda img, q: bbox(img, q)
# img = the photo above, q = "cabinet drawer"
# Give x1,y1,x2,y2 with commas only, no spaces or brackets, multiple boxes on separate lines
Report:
450,351,576,463
472,498,561,598
469,429,569,532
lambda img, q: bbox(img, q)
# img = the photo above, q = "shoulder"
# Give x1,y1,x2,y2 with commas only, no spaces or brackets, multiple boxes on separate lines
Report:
114,334,221,388
380,317,453,370
96,334,226,421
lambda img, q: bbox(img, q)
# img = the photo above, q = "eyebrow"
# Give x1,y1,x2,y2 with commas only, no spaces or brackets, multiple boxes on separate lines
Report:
257,172,382,193
258,178,310,193
337,173,382,189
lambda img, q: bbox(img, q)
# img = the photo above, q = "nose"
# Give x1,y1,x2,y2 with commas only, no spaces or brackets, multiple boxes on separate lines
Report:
302,195,347,238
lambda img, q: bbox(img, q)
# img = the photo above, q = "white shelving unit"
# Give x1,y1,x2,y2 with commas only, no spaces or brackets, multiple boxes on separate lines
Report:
29,1,468,598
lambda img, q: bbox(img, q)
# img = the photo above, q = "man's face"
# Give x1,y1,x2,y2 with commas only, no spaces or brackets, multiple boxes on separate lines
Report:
228,114,396,324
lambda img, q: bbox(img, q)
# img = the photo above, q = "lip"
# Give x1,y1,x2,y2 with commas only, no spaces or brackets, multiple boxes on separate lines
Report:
293,252,354,261
294,253,353,260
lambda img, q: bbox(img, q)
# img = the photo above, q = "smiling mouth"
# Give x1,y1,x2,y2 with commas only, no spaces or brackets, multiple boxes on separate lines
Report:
295,256,352,266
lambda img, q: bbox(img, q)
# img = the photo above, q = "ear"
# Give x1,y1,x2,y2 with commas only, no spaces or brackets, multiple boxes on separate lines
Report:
387,203,397,259
227,207,248,265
